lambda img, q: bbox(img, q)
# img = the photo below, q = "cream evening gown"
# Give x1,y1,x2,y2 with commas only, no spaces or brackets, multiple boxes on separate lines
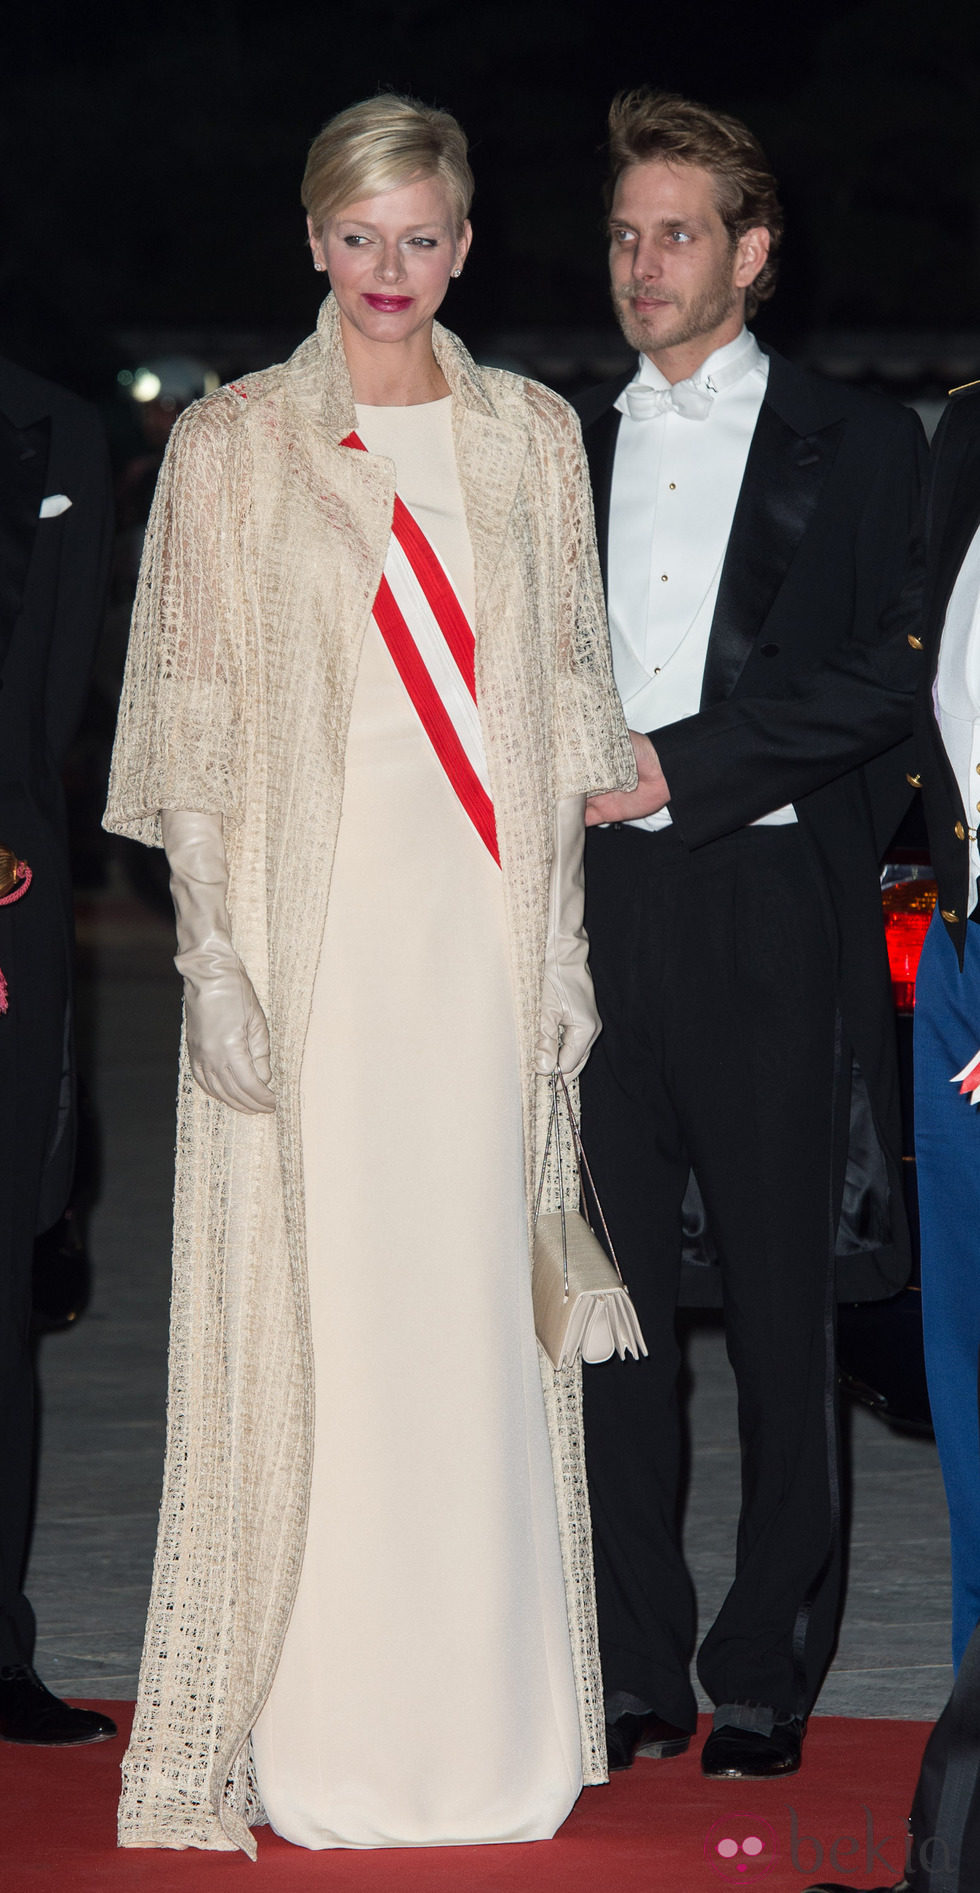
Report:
250,397,582,1848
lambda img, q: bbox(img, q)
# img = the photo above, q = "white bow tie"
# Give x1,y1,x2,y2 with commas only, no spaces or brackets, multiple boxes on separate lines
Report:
623,379,713,423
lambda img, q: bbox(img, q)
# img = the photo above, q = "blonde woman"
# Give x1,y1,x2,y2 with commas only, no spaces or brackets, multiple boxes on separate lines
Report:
105,93,634,1855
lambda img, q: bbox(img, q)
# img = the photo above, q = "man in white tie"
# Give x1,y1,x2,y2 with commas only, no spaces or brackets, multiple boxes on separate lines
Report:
573,90,927,1780
0,356,115,1746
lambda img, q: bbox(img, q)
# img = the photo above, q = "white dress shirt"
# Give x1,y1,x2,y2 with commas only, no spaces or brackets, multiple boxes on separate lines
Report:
935,520,980,915
607,327,796,833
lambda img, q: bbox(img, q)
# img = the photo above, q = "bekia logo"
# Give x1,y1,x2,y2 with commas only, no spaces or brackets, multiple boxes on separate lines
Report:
703,1805,926,1881
704,1812,778,1879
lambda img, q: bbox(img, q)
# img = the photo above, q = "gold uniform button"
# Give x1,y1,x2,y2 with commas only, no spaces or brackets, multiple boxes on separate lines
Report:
907,634,924,650
941,908,960,923
906,772,922,788
955,822,966,840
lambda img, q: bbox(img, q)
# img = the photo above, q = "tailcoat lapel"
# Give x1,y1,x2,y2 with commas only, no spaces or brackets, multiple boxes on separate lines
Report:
579,355,846,701
0,405,50,678
582,405,622,597
577,372,632,597
700,355,845,707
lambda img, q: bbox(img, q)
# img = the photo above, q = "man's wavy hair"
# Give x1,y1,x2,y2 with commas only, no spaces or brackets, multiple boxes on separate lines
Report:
606,90,783,320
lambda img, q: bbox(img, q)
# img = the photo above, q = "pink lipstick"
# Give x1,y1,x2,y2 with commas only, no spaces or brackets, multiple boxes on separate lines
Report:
363,294,413,312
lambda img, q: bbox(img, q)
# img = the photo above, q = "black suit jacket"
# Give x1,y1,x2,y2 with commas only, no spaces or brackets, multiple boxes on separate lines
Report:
575,348,928,1300
0,359,112,1234
909,383,980,957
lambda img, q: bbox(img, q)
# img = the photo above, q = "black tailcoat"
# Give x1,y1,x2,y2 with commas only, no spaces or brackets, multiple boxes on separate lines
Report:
575,349,928,1302
0,358,112,1666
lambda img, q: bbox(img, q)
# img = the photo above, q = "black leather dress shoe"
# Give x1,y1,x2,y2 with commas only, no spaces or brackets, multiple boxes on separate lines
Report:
0,1666,117,1745
701,1715,804,1778
606,1710,691,1770
801,1881,910,1892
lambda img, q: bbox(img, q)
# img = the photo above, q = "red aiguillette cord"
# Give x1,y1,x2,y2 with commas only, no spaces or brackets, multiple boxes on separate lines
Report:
0,861,33,1015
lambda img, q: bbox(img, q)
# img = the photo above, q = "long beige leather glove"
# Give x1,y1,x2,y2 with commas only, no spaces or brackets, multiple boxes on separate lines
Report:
535,794,600,1079
161,809,275,1114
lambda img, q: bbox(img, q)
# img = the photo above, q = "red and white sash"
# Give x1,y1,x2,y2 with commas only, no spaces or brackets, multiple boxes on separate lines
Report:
342,431,499,865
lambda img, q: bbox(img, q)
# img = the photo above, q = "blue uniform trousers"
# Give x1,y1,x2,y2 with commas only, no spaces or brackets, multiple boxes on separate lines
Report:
915,909,980,1666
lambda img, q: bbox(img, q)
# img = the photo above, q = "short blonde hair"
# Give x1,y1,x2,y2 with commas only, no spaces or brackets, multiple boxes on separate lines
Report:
302,93,474,235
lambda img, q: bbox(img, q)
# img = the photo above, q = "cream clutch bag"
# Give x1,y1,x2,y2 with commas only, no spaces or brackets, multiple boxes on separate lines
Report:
533,1071,648,1370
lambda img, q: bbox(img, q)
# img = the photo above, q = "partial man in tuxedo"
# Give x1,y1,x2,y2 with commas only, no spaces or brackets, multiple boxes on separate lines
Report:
0,357,115,1744
574,91,927,1780
804,377,980,1893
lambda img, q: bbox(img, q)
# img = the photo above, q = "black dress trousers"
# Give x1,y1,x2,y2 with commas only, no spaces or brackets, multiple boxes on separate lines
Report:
0,842,70,1666
580,821,845,1729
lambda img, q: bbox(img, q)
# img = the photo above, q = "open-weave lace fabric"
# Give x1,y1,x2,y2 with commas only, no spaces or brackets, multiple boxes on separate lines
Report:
104,295,636,1855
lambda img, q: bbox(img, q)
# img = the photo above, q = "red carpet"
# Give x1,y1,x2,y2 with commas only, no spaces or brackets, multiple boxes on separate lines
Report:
1,1707,928,1892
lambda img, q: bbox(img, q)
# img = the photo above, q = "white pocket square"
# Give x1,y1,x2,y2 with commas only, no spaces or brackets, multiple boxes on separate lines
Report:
39,494,72,518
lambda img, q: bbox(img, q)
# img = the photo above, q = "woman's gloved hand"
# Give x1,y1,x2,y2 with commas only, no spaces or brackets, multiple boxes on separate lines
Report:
161,809,276,1114
535,794,600,1079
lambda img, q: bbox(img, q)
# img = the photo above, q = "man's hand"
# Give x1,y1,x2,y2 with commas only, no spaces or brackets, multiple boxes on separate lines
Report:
585,730,671,826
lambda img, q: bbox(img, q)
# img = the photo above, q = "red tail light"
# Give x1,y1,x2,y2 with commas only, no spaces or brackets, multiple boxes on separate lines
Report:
880,877,937,1012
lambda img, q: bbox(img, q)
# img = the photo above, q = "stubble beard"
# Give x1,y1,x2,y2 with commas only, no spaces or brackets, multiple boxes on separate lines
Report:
614,271,739,360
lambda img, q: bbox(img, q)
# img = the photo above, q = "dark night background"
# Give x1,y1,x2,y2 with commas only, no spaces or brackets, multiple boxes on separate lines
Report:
3,0,980,403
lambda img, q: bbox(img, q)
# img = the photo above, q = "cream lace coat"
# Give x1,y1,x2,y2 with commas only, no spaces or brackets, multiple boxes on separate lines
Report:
104,295,635,1855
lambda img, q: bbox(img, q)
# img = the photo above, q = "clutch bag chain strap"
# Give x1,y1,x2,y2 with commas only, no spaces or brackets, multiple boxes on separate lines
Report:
534,1068,625,1300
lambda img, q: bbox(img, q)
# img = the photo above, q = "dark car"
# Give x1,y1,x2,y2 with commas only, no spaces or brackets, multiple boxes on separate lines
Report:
834,806,935,1434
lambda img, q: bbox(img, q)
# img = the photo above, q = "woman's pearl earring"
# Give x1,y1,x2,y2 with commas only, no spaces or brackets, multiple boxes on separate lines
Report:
314,260,326,272
451,268,462,279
